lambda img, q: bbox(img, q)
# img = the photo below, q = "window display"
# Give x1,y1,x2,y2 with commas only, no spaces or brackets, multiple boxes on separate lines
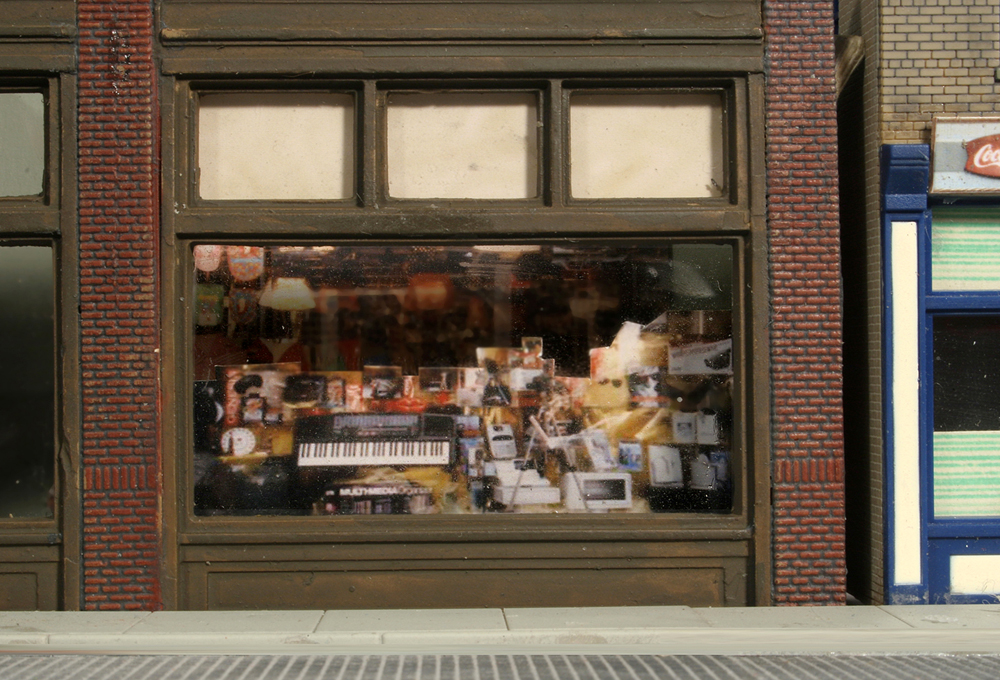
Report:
192,243,734,516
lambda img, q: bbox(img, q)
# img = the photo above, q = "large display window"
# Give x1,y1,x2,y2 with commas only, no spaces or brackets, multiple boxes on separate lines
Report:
192,242,735,516
164,66,763,607
172,78,751,521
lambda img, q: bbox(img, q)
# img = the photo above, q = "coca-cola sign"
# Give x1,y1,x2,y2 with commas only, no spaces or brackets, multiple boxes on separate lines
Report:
965,134,1000,178
930,117,1000,194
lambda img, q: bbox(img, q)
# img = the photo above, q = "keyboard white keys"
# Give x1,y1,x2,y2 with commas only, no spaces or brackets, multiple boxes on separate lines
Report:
297,439,451,466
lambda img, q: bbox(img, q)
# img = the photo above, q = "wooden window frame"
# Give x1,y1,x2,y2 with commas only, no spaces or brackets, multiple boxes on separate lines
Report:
160,51,771,608
0,68,79,610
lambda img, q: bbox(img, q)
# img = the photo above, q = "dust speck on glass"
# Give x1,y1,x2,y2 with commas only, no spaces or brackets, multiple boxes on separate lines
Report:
192,244,735,516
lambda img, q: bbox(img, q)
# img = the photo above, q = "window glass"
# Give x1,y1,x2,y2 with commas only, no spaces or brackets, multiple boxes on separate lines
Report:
0,93,45,198
0,246,55,518
198,93,355,200
570,93,724,199
387,93,538,199
933,315,1000,518
192,243,735,516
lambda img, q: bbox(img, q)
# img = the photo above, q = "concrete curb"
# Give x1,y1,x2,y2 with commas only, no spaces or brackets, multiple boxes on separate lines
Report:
2,605,1000,654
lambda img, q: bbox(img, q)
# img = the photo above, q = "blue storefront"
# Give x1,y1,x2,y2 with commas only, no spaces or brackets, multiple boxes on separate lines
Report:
884,121,1000,603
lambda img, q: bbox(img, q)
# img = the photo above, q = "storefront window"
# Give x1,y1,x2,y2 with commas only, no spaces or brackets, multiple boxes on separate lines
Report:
933,315,1000,518
192,242,734,516
0,245,55,518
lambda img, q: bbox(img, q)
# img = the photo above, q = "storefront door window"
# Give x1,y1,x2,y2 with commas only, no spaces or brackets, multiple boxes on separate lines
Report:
930,211,1000,520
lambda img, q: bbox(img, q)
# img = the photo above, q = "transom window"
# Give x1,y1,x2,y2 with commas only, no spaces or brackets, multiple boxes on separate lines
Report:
188,81,732,206
0,91,45,199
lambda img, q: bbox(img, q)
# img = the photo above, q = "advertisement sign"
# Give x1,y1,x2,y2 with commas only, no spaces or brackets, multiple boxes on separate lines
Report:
931,117,1000,194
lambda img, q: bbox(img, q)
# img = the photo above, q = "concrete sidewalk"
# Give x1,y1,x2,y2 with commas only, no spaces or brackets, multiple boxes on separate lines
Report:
2,605,1000,654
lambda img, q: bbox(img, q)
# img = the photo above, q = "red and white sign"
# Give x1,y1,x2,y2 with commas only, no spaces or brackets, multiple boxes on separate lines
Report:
965,134,1000,178
930,116,1000,194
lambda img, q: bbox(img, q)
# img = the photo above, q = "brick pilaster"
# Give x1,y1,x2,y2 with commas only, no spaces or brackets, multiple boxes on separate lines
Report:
77,0,161,610
765,0,847,604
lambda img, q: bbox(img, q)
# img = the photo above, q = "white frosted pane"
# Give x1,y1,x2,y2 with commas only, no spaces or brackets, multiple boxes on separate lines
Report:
934,431,1000,518
932,218,1000,291
387,93,537,199
0,93,45,198
570,93,724,199
198,93,354,200
951,554,1000,594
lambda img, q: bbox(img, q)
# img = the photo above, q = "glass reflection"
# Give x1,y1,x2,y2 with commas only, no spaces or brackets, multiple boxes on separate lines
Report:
193,243,734,516
0,246,55,518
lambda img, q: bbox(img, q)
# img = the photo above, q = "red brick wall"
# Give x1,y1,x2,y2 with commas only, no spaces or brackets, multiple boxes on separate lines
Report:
78,0,161,610
764,0,846,604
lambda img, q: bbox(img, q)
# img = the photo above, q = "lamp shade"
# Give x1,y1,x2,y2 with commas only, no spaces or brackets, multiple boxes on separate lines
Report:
260,277,315,311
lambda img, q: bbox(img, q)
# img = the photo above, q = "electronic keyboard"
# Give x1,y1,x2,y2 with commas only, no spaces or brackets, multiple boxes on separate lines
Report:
294,413,455,466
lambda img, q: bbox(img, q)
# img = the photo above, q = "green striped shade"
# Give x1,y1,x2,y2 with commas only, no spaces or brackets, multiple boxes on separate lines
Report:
932,213,1000,291
934,430,1000,518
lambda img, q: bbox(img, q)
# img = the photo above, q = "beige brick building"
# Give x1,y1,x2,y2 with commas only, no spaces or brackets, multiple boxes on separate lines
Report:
880,0,1000,142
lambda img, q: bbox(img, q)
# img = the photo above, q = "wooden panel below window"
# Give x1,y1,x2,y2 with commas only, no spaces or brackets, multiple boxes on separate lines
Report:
179,543,748,609
0,546,59,610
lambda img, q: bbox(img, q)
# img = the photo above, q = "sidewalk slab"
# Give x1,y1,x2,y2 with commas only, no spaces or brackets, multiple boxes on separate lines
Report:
379,627,1000,654
0,611,149,635
317,609,507,633
45,631,381,650
693,605,912,629
122,610,324,636
0,611,151,648
881,604,1000,628
503,606,706,630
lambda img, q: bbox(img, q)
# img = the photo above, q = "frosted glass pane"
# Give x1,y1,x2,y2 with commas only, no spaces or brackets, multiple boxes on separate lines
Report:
0,246,54,518
934,431,1000,518
571,93,724,199
198,93,354,200
931,215,1000,291
0,93,45,198
951,555,1000,593
387,93,537,199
